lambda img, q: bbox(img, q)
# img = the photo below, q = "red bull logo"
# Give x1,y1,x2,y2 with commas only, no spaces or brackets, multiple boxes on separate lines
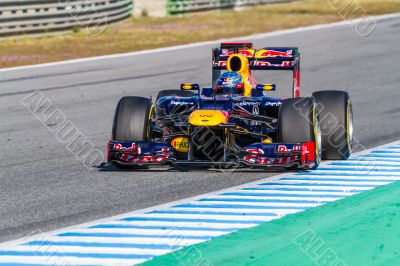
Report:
218,61,227,67
221,49,255,57
256,49,293,58
113,143,136,151
246,148,264,155
277,145,302,153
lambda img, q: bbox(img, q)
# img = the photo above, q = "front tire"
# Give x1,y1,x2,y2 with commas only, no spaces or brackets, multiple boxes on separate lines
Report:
312,90,353,160
112,96,153,142
278,97,321,169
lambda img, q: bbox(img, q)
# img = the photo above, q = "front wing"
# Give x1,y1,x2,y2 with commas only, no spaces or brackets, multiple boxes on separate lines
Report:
107,140,317,169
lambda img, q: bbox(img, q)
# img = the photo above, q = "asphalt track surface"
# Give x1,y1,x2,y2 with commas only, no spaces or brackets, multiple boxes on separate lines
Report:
0,15,399,244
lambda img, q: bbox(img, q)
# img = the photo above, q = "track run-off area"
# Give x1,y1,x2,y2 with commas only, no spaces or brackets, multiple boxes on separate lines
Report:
0,13,399,265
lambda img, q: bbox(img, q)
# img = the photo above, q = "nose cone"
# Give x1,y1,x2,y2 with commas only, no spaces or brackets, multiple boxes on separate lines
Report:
188,110,228,126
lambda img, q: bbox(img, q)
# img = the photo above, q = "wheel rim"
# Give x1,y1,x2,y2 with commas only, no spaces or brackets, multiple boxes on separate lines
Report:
313,104,322,165
147,104,155,141
347,100,353,153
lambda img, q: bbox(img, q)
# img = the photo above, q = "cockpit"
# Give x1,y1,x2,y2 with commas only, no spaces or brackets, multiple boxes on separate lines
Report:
215,71,244,96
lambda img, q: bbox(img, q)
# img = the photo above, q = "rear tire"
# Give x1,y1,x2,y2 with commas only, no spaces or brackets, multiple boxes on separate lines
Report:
312,90,353,160
112,96,153,142
278,97,321,169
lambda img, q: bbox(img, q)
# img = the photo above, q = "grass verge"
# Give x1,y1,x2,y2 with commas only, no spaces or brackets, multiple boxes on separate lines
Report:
0,0,399,68
141,181,400,266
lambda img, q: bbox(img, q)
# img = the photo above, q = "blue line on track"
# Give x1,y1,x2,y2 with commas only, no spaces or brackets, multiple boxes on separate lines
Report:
198,198,325,204
258,182,377,188
281,177,394,182
0,251,153,259
120,217,263,224
295,172,400,176
24,241,182,250
348,158,400,162
359,154,400,158
222,192,345,198
0,262,88,266
316,167,400,172
58,232,213,239
148,210,278,216
241,187,364,192
0,262,99,266
90,224,241,232
328,162,400,168
175,204,307,210
371,150,400,153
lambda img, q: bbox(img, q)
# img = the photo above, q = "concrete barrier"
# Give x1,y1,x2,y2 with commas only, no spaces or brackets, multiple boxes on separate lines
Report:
0,0,132,37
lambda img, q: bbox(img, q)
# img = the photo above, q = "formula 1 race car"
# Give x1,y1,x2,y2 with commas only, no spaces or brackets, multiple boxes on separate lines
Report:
107,42,353,170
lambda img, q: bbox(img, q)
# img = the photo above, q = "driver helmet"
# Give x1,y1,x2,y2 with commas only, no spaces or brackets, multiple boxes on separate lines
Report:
216,71,244,94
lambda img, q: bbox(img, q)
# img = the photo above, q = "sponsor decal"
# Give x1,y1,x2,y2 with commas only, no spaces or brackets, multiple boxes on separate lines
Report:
222,77,233,85
252,105,259,115
110,142,171,163
220,49,255,57
113,143,136,151
171,137,189,152
246,148,264,155
276,145,302,153
252,61,294,68
218,61,227,67
170,101,194,105
182,84,193,90
258,49,293,58
265,101,282,107
251,105,261,126
235,101,262,107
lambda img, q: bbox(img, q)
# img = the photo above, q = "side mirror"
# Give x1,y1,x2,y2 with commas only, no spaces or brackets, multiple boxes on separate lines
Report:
181,83,200,91
256,84,276,91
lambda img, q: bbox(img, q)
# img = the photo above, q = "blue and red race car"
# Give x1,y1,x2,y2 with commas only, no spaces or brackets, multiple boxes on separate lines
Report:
107,42,353,170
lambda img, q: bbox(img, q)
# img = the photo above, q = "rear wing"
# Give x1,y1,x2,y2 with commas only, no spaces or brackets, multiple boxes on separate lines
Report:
212,42,301,97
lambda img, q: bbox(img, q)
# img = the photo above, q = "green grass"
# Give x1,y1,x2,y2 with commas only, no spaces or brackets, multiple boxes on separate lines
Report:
0,0,399,68
142,181,400,266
